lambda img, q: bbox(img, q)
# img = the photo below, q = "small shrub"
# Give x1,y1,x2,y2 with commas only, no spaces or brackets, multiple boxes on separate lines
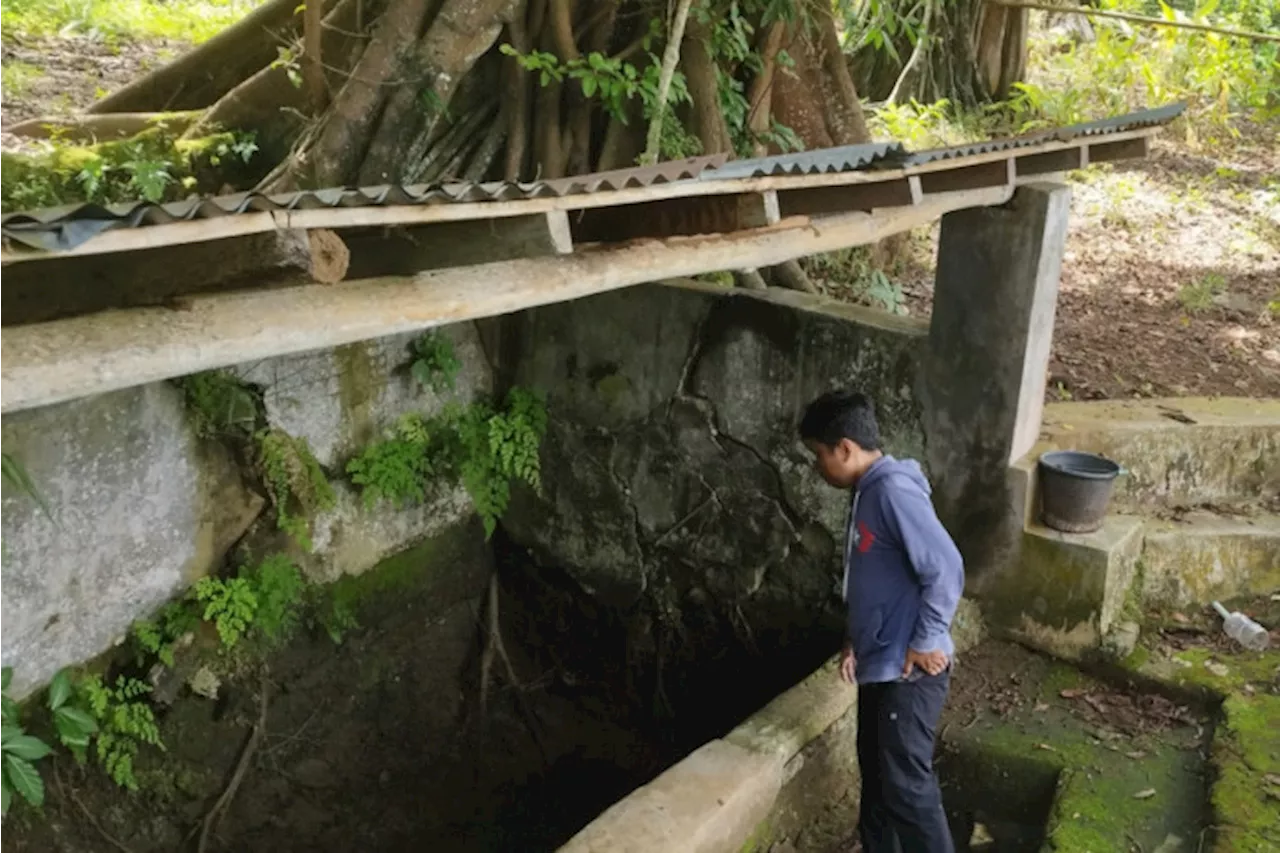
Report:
1,667,53,815
177,371,260,438
243,554,304,644
410,332,462,393
1178,272,1226,313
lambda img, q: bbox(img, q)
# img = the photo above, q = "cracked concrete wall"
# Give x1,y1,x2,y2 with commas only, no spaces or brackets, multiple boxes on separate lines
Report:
1,324,493,698
499,281,928,640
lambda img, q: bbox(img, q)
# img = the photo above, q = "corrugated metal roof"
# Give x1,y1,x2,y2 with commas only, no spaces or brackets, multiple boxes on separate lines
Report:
1,103,1185,255
900,101,1186,166
1,155,729,252
697,141,905,180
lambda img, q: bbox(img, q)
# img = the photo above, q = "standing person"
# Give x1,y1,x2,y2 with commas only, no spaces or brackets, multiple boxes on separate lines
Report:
799,389,963,853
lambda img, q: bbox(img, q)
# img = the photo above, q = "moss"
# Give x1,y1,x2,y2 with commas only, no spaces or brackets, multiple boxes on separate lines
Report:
1209,695,1280,852
739,817,773,853
1,127,259,212
1167,646,1280,695
334,342,380,451
1040,662,1092,699
594,372,631,406
1121,644,1151,671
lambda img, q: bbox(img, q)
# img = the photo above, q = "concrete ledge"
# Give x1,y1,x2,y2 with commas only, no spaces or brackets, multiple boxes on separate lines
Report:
561,658,857,853
1140,511,1280,609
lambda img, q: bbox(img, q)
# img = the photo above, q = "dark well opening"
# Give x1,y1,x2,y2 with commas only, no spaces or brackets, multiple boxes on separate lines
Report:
5,522,840,853
937,742,1058,853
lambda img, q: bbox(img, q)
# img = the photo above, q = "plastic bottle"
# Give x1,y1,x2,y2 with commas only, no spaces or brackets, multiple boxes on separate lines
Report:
1212,601,1271,652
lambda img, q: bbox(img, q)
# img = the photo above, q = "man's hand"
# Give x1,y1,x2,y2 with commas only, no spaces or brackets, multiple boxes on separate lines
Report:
839,642,856,685
902,648,948,678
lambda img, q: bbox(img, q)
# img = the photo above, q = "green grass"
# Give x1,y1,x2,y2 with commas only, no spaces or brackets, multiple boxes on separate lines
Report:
1,60,43,100
1177,272,1227,313
0,0,265,45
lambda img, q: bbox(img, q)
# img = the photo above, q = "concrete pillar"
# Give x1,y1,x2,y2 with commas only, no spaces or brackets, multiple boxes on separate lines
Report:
922,182,1071,576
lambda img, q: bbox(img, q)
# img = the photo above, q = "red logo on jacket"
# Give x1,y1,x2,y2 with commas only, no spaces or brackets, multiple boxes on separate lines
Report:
856,520,876,553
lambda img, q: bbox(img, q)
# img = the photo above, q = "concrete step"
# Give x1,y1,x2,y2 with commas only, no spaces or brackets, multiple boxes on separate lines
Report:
989,508,1280,659
987,515,1145,658
1138,510,1280,612
1037,397,1280,513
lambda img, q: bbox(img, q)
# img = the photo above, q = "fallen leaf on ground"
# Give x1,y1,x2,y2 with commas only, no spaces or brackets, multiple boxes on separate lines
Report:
1134,788,1157,799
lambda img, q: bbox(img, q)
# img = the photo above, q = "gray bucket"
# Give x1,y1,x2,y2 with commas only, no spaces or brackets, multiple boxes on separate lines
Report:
1038,450,1122,534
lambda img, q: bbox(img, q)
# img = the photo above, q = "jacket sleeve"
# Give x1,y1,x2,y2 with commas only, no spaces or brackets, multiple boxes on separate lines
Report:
881,483,964,652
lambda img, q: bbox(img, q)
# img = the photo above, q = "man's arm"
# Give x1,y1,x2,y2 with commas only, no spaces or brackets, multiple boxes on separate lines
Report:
882,485,964,653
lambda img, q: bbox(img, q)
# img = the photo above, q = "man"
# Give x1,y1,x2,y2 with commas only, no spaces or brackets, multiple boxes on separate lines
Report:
799,389,963,853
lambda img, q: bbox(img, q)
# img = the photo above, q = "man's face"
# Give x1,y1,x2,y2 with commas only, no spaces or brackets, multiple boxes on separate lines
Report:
805,438,860,489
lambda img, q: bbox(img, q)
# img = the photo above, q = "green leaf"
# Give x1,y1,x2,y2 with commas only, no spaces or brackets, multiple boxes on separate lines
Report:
55,706,98,739
2,778,11,815
1,697,16,726
1,668,10,691
47,670,72,711
581,75,598,98
3,734,52,761
4,755,44,807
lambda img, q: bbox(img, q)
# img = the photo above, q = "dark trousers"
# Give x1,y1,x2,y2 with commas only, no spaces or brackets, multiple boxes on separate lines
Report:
856,671,954,853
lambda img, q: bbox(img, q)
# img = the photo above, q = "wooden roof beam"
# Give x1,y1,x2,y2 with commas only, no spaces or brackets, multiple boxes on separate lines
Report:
1,184,1014,415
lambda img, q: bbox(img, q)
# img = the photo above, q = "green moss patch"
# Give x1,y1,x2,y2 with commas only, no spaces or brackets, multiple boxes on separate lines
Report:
1210,694,1280,852
1,126,259,212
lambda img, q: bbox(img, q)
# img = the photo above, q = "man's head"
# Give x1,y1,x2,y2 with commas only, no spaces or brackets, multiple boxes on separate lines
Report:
799,390,883,489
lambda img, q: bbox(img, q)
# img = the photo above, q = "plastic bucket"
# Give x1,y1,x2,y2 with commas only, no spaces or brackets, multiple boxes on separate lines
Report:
1038,450,1122,534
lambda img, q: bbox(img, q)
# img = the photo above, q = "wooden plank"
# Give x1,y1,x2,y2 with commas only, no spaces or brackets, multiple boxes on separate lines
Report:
342,212,570,279
919,159,1014,195
1015,146,1087,177
1087,136,1150,165
0,128,1158,265
0,184,1016,414
569,193,776,243
777,177,919,218
2,228,348,327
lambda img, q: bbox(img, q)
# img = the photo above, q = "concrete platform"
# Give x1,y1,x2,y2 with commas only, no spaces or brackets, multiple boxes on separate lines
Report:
993,516,1145,658
1039,398,1280,511
1139,511,1280,610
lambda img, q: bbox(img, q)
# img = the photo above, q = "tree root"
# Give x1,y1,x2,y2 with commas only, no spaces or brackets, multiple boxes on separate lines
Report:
53,762,136,853
195,674,269,853
479,573,551,765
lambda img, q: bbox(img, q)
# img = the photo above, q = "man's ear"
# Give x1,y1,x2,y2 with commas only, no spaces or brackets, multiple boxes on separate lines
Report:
836,437,857,461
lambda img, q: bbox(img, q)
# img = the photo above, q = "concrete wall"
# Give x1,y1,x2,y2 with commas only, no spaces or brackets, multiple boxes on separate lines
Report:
1,323,492,698
497,281,929,634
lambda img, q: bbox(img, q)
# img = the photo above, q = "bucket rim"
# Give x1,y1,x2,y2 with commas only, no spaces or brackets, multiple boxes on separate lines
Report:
1038,450,1121,481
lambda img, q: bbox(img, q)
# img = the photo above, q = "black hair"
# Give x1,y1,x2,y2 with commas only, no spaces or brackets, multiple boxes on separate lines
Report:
798,390,881,451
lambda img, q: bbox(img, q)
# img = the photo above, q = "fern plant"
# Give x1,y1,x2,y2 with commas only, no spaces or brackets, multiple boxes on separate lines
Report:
346,414,434,508
194,577,258,648
1,452,52,521
177,370,260,438
80,675,163,792
244,554,303,644
257,429,335,551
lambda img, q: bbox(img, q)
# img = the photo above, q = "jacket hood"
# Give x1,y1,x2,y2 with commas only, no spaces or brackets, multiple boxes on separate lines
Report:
858,455,931,497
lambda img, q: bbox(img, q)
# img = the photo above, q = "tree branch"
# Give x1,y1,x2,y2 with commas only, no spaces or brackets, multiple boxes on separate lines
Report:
641,0,695,165
987,0,1280,43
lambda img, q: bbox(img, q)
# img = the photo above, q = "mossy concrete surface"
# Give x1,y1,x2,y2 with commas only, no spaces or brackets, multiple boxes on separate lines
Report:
940,642,1211,853
1139,511,1280,610
991,517,1143,658
1039,398,1280,511
1210,694,1280,852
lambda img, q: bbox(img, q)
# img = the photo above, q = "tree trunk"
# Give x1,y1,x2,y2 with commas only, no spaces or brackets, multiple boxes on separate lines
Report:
355,0,516,185
641,0,695,164
184,0,371,172
814,1,871,145
848,0,1001,106
746,21,786,155
89,0,319,114
682,16,733,155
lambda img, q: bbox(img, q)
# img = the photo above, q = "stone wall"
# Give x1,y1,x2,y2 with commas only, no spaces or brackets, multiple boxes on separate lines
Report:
1,323,492,698
498,281,929,643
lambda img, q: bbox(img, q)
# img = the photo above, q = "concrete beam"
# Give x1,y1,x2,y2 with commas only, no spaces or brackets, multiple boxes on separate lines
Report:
2,184,1013,415
922,182,1071,577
